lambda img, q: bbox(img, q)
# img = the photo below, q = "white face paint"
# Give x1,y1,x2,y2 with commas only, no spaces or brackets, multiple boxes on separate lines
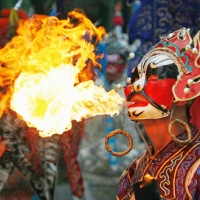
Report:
127,103,170,120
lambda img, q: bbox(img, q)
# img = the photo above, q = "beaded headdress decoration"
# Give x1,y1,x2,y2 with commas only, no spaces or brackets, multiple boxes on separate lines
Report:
144,27,200,101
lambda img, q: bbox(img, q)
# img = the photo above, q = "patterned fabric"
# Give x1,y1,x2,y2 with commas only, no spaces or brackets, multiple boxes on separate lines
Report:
0,114,84,199
116,124,200,199
190,97,200,131
127,0,200,77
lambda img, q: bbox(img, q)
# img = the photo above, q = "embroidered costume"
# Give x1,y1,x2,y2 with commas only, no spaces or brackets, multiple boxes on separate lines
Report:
113,27,200,200
117,124,200,199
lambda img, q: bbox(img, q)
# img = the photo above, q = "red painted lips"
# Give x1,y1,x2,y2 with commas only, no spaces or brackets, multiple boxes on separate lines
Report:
127,94,149,108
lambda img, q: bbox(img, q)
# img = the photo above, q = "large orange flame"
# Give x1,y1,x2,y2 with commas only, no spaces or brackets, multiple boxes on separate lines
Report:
0,11,124,137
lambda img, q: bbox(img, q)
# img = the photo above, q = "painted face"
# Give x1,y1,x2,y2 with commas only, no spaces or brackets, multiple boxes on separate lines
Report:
124,54,179,120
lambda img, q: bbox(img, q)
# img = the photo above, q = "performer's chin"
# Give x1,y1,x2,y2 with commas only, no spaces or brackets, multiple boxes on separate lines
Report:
127,105,170,121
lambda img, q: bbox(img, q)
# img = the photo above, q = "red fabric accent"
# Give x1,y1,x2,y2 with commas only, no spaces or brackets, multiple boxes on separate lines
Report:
0,140,6,157
190,96,200,131
60,121,85,198
0,18,9,27
0,8,28,48
17,9,29,19
0,18,9,47
113,16,124,26
1,9,11,17
1,8,28,19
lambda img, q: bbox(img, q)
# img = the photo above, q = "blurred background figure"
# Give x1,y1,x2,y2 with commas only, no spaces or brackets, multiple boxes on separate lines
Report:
113,0,124,37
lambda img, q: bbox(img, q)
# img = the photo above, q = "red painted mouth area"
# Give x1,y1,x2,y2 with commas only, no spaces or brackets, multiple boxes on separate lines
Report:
128,101,149,108
127,94,149,108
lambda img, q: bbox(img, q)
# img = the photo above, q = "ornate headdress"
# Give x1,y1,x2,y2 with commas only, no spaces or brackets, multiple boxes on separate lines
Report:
143,27,200,102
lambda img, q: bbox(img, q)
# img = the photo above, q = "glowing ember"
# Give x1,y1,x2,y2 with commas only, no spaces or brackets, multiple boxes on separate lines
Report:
0,11,124,137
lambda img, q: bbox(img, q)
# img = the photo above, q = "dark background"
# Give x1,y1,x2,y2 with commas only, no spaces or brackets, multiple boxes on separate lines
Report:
0,0,132,33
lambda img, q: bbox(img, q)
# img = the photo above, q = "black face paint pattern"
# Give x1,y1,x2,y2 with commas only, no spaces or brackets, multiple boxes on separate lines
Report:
131,63,179,83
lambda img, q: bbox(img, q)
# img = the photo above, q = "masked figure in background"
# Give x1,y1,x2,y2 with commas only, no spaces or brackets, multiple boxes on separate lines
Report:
116,27,200,199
